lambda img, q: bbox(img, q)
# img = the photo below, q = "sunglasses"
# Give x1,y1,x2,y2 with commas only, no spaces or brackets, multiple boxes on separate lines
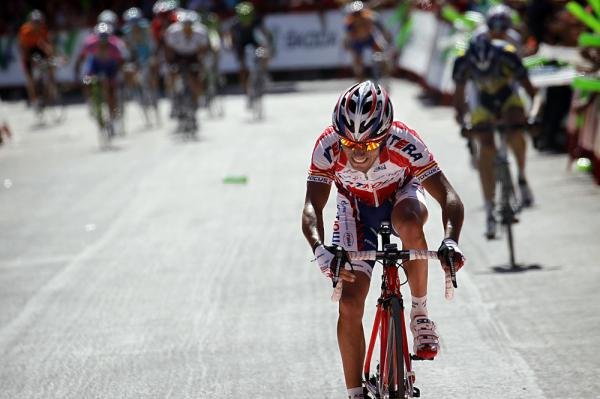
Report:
339,137,384,151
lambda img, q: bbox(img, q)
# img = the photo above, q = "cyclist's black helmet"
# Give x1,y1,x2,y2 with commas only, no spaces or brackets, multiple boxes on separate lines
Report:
467,31,495,72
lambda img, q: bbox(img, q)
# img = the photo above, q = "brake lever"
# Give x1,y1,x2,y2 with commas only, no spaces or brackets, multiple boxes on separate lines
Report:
448,251,458,289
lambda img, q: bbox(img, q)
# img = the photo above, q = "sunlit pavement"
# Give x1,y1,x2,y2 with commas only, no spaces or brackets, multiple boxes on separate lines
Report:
1,79,599,398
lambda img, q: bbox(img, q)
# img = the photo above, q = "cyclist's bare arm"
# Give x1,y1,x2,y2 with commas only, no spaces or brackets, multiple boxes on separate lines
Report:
453,82,467,123
520,75,538,99
302,181,331,249
421,172,464,243
303,181,356,282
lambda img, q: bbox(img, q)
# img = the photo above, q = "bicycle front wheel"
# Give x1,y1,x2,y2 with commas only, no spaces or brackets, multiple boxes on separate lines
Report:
382,297,406,398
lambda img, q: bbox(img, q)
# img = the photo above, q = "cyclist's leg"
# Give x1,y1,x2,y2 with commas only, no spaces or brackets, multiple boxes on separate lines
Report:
333,193,377,391
503,97,528,179
22,51,37,105
46,59,58,102
190,63,203,102
471,105,497,214
390,180,440,359
338,270,370,391
102,61,119,120
149,55,159,93
390,180,429,299
503,98,533,205
234,41,249,93
123,62,137,89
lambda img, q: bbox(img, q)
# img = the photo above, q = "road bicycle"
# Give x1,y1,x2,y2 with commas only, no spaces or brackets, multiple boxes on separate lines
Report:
245,45,269,121
203,51,225,118
371,48,394,92
124,62,160,127
84,75,115,150
462,122,533,269
331,221,456,398
31,54,65,124
171,63,200,139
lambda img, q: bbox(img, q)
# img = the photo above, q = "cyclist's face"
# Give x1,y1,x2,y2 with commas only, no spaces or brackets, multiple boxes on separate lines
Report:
341,144,380,172
183,23,193,35
489,29,506,40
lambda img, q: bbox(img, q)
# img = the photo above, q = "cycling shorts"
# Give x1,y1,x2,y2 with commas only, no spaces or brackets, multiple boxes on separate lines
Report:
332,177,427,278
85,57,119,81
471,86,524,126
170,53,201,74
23,47,48,75
349,35,377,56
234,35,259,60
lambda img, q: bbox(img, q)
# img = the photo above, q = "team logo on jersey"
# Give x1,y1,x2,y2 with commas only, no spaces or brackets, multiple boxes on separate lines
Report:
344,232,354,248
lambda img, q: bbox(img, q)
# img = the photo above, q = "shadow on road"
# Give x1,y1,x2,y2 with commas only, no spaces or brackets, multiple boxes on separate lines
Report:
491,263,545,274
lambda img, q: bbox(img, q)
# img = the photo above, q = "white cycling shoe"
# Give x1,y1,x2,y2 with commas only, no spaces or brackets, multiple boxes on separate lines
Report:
410,315,439,360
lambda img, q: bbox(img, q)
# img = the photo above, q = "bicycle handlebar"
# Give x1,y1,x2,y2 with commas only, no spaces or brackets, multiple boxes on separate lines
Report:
461,121,539,136
330,249,455,303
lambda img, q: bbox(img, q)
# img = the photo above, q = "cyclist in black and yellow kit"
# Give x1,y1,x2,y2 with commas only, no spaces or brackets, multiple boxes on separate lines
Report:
452,32,537,239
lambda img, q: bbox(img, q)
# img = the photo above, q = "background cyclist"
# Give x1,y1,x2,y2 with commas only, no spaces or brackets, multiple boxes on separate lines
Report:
452,32,537,239
343,1,393,82
122,7,159,118
302,81,465,399
224,2,272,96
18,10,56,109
164,10,209,119
151,0,179,98
79,22,125,133
486,4,523,54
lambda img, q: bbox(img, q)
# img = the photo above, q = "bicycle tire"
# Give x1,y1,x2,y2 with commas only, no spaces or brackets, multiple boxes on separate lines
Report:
381,297,406,399
496,160,518,268
505,215,517,268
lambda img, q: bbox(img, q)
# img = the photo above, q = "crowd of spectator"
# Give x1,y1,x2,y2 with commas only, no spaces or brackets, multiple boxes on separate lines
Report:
0,0,400,34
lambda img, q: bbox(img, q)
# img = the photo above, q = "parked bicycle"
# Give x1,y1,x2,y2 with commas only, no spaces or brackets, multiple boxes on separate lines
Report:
31,54,65,124
84,75,115,150
331,222,456,399
245,44,268,120
462,122,533,268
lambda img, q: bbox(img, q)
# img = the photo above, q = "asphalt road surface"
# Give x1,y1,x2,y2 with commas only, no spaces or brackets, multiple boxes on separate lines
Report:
1,79,599,399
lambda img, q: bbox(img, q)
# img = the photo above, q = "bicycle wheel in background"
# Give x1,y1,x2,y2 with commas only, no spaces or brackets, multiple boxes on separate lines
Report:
87,77,112,150
32,56,66,125
371,51,390,92
495,157,519,268
247,46,267,121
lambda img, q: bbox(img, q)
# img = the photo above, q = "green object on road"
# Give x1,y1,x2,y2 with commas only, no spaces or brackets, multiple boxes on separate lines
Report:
575,157,593,172
572,76,600,92
222,175,248,184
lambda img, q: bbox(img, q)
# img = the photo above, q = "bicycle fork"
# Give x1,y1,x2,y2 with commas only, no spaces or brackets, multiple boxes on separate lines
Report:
364,298,417,398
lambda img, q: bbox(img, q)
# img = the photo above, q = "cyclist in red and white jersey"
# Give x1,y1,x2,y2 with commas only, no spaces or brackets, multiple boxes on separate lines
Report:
302,81,465,398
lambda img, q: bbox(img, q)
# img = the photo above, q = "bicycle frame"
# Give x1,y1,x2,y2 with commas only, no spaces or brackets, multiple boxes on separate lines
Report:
363,223,413,398
331,225,455,398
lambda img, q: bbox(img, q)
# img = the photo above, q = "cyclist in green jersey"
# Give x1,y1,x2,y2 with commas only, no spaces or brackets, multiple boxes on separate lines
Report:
452,32,537,239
